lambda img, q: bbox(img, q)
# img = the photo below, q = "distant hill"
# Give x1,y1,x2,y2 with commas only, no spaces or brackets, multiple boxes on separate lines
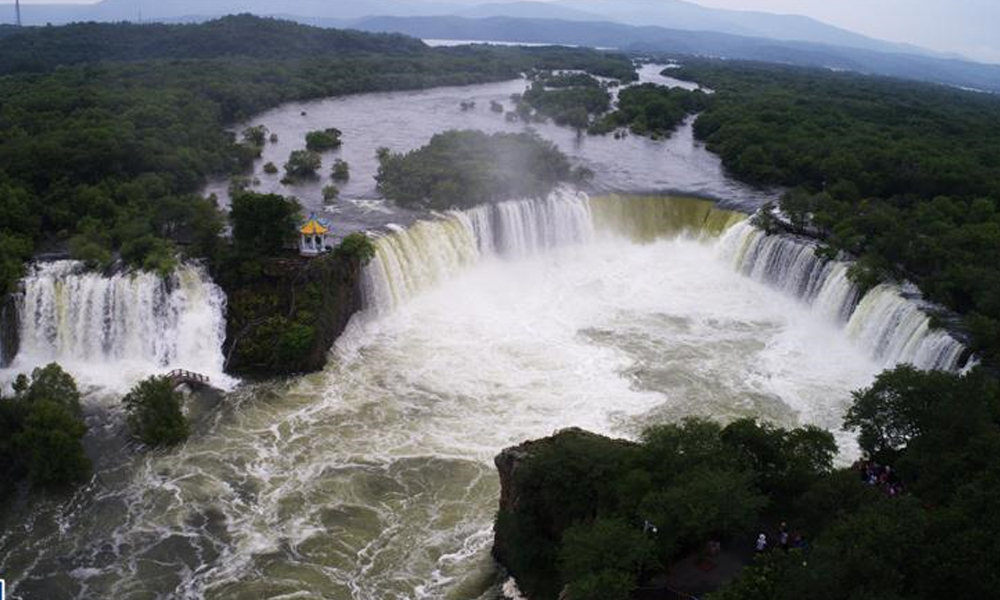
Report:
351,15,1000,93
0,14,427,73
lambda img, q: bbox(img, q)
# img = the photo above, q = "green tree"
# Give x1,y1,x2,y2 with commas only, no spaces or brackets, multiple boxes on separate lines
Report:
559,517,657,598
2,363,90,489
122,376,189,447
230,192,301,257
242,124,269,147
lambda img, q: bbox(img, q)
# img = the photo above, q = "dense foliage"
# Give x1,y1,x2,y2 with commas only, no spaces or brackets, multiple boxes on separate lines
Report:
590,83,712,137
499,366,1000,600
676,60,1000,366
229,192,302,260
122,376,189,447
0,15,635,296
376,130,587,209
713,366,1000,600
496,420,836,600
0,364,89,493
0,15,427,74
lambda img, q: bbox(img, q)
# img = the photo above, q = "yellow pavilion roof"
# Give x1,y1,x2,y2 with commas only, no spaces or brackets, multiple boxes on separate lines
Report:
300,219,329,235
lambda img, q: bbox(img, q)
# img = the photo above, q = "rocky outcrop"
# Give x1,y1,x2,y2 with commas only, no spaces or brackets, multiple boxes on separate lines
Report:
492,428,638,598
0,293,18,368
222,253,365,377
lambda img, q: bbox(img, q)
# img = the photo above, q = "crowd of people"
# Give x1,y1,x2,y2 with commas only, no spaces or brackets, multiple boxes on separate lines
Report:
755,522,806,554
854,458,904,497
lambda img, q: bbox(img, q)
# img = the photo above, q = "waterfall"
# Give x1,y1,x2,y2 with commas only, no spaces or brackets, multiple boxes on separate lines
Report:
846,285,966,371
8,261,229,388
362,188,594,312
362,190,748,313
718,220,966,371
590,194,746,243
718,221,860,322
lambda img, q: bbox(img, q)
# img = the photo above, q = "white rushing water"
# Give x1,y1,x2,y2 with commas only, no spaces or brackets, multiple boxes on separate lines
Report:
0,193,968,600
3,261,230,392
718,220,967,371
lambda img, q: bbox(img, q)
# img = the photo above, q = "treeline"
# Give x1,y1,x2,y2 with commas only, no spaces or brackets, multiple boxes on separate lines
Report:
677,59,1000,367
496,365,1000,600
375,130,590,210
0,15,636,296
0,15,427,74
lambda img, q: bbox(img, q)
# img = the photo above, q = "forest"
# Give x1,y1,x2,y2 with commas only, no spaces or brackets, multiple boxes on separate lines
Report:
0,15,636,297
676,60,1000,368
496,366,1000,600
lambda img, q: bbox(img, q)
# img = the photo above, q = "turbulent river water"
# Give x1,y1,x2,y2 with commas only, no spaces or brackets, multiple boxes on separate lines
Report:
0,67,967,600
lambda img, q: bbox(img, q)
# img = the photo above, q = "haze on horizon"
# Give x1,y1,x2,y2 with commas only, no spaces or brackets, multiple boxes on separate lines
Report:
8,0,1000,64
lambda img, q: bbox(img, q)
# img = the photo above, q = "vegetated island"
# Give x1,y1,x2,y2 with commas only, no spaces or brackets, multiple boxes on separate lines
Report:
512,69,711,138
375,130,592,210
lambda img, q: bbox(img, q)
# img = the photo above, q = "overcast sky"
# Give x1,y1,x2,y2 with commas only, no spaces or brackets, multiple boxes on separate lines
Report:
688,0,1000,63
13,0,1000,63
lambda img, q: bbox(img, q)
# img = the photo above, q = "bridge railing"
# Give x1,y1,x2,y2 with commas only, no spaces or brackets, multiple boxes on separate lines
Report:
165,369,210,384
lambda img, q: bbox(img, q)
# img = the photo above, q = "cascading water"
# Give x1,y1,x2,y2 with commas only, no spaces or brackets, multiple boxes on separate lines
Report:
846,284,966,371
362,188,594,312
718,220,967,371
361,189,746,314
8,260,229,389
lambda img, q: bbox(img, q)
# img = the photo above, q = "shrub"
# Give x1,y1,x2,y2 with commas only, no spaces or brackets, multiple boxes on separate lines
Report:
331,159,350,182
322,185,340,202
334,232,376,265
284,149,322,179
263,161,279,174
305,127,343,151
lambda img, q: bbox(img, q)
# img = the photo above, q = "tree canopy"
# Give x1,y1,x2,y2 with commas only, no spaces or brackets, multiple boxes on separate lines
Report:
0,363,89,493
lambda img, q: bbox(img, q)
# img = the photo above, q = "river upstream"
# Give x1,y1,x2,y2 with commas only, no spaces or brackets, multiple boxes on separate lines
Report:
0,66,965,599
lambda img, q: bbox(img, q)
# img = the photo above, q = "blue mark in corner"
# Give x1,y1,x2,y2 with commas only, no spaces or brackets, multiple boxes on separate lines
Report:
1,577,5,600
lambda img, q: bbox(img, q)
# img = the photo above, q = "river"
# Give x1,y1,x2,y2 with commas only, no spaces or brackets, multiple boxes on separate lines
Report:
202,63,768,237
